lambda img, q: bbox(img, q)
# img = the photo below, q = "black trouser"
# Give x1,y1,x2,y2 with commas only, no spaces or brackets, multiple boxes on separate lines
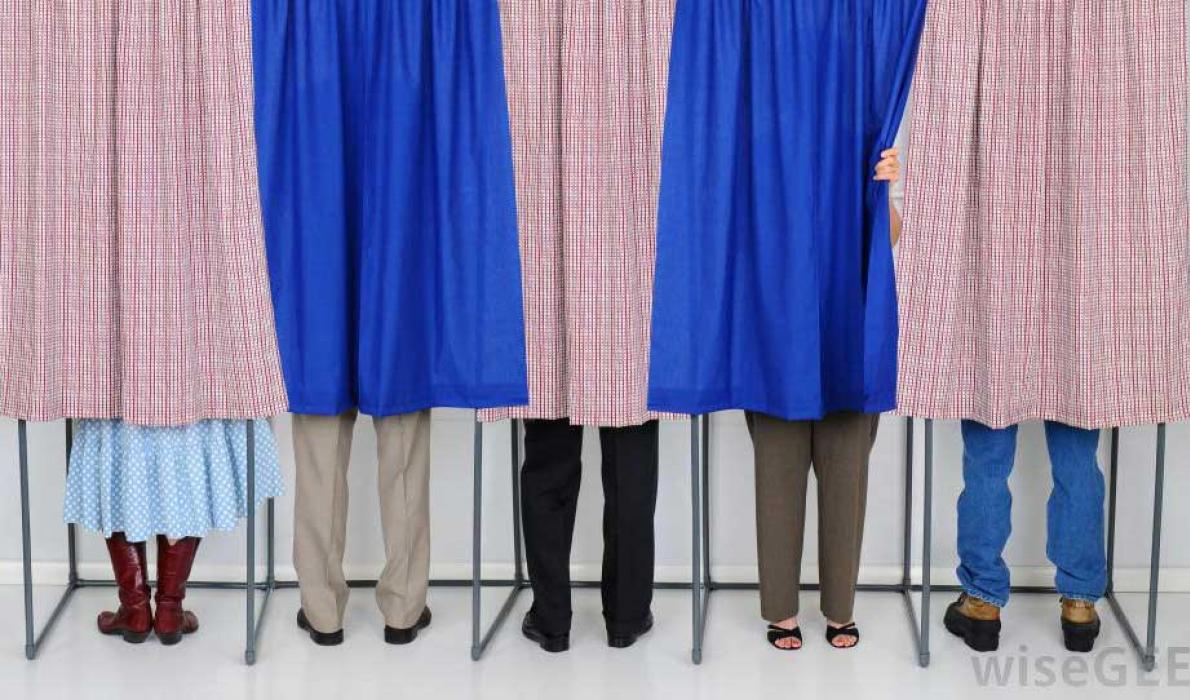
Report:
520,419,659,636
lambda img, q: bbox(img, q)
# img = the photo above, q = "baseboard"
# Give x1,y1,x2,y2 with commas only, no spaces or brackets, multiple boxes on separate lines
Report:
2,561,1187,594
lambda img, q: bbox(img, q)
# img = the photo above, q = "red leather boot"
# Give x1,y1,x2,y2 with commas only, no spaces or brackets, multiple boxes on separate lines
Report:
154,536,201,645
97,533,153,643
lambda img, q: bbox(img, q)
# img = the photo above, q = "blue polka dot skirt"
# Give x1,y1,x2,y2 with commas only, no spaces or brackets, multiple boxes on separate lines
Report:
63,419,284,543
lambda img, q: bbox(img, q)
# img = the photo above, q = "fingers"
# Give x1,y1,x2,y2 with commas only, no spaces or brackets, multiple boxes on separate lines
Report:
874,148,902,181
874,160,901,182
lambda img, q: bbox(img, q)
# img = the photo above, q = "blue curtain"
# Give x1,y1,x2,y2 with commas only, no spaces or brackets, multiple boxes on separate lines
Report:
251,0,527,416
648,0,927,420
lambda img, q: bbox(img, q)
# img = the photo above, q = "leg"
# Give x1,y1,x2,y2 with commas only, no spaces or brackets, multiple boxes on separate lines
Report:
1044,421,1106,602
292,411,357,636
813,412,879,646
746,411,811,648
600,421,660,642
96,533,153,644
1044,421,1106,652
521,419,584,637
943,420,1017,652
154,536,201,645
374,410,433,633
955,420,1017,607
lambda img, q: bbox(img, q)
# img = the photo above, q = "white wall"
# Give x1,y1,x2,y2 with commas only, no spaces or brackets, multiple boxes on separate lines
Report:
1,411,1188,592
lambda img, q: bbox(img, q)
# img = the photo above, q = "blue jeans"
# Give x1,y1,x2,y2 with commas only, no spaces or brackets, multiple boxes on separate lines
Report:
957,420,1106,607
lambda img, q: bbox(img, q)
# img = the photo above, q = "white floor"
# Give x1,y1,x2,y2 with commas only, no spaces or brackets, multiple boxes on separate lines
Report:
1,585,1188,699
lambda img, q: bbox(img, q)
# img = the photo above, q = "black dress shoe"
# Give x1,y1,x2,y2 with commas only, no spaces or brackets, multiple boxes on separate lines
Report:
607,613,654,649
385,607,432,645
297,609,344,646
522,610,570,653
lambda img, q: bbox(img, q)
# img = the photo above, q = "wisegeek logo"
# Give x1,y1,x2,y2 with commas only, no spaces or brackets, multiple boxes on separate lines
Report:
971,646,1190,688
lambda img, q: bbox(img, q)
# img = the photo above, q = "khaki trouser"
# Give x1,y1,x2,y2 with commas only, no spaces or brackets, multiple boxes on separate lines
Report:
746,411,879,624
292,410,431,632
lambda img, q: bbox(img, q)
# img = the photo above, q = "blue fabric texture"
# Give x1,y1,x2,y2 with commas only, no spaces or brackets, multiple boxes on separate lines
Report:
957,421,1107,607
252,0,528,416
648,0,928,420
63,419,283,544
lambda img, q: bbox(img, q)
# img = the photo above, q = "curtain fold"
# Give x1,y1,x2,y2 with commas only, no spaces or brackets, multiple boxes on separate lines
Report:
0,0,287,425
252,0,527,417
648,0,928,421
895,0,1190,429
479,0,678,427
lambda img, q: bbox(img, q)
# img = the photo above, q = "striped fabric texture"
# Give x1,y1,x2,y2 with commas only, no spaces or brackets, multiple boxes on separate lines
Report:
0,1,287,425
896,0,1190,429
481,0,679,427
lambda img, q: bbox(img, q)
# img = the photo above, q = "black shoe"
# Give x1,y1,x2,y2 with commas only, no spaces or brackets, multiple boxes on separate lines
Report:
297,608,344,646
607,613,654,649
944,596,1001,652
1061,616,1101,653
522,611,570,653
385,607,432,645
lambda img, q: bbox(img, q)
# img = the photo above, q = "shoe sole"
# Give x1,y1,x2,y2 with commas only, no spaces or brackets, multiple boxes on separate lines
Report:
297,611,344,646
102,629,151,644
608,619,654,649
385,610,432,645
1063,620,1101,653
944,606,1000,652
99,626,151,644
522,626,570,653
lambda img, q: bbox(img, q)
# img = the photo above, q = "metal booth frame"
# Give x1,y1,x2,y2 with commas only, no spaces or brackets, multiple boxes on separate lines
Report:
17,419,276,665
17,414,1171,670
690,416,1169,670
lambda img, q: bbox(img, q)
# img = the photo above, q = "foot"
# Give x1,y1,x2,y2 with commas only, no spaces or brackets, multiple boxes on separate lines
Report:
767,616,802,650
607,613,654,649
385,607,432,645
944,593,1002,652
826,620,859,649
297,608,344,646
522,610,569,653
98,533,153,643
766,619,804,652
1060,598,1101,653
152,536,201,646
154,606,199,646
97,606,153,644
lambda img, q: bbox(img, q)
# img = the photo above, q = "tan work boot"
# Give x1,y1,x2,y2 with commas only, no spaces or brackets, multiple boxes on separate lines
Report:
1060,598,1101,653
944,593,1002,651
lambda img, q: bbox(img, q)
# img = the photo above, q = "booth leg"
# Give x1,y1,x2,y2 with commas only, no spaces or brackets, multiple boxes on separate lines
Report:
918,419,934,668
471,417,525,661
18,420,79,661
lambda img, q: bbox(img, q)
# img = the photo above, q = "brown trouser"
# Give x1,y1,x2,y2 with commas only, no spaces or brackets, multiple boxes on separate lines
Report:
747,411,879,623
292,410,431,633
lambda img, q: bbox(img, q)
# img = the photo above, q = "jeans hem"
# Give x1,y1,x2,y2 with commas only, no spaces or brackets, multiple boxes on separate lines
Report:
961,585,1007,609
1058,592,1102,604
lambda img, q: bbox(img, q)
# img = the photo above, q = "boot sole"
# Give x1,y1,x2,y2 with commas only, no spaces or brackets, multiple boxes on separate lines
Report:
944,604,1001,652
156,622,198,646
100,629,151,644
1062,620,1101,653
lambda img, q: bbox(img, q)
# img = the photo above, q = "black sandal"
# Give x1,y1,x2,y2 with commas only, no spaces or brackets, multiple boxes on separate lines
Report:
825,623,860,648
766,624,803,650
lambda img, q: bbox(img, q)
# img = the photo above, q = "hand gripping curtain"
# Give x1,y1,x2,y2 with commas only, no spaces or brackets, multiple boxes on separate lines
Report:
252,0,528,416
648,0,928,420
